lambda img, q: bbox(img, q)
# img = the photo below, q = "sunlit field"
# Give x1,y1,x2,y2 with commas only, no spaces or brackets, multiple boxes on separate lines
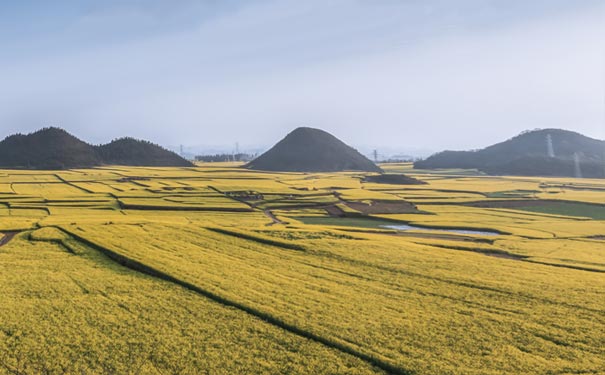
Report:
1,162,604,374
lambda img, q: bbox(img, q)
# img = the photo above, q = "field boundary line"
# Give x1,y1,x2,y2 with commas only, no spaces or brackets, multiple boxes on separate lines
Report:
205,227,306,251
54,174,96,194
426,243,605,273
57,226,411,375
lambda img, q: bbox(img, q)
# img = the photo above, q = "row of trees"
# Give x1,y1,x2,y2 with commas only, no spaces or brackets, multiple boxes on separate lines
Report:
195,153,256,162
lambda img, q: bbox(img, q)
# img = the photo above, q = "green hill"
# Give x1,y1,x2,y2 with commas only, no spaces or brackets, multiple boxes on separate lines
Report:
0,128,193,169
247,127,382,172
415,129,605,178
0,127,101,169
97,137,193,167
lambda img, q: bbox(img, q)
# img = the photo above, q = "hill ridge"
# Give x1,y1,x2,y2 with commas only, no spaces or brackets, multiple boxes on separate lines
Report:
0,127,193,169
247,127,382,173
414,128,605,178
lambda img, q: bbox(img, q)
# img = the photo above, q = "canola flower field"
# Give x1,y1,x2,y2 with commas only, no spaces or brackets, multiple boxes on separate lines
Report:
0,163,604,374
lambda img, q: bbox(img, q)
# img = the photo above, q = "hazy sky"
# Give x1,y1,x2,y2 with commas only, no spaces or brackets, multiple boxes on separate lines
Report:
0,0,604,155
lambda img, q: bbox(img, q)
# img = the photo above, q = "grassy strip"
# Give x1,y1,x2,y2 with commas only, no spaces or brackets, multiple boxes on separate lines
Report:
422,243,527,260
206,227,306,251
428,242,605,273
58,226,410,375
119,203,253,212
516,202,605,220
296,216,504,236
523,259,605,274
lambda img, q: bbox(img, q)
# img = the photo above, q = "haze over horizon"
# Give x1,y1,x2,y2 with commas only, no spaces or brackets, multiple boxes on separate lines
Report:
1,0,604,154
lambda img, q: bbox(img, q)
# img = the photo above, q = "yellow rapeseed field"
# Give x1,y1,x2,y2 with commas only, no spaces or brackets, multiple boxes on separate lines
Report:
0,164,603,374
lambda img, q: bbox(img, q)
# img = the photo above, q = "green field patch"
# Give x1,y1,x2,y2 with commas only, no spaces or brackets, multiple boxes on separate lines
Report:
254,229,361,241
296,216,501,236
486,190,540,198
207,227,307,251
515,202,605,220
295,216,404,229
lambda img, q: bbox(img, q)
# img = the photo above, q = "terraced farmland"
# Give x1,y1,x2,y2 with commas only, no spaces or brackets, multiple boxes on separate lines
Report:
0,163,604,374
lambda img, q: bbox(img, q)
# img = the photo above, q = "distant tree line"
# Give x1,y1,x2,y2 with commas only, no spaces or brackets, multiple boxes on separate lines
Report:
195,153,257,162
379,157,422,163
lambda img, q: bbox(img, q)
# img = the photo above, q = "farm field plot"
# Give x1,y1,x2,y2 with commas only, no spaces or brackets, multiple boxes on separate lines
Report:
10,183,87,197
0,164,604,374
0,231,376,375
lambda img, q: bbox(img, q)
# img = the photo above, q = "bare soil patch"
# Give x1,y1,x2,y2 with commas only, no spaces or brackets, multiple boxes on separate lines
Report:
325,205,345,217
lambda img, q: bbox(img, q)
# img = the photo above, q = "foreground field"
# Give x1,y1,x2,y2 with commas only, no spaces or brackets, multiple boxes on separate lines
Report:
0,163,604,374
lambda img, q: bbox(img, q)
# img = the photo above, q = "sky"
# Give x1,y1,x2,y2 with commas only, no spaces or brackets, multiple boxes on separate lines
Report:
0,0,604,156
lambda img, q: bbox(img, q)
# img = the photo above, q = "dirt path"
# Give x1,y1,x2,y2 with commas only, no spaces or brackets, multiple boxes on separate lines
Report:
0,232,19,247
263,210,284,225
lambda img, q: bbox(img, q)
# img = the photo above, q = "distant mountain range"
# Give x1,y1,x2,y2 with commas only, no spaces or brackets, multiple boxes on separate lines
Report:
415,129,605,178
5,126,602,178
247,127,382,172
0,127,193,169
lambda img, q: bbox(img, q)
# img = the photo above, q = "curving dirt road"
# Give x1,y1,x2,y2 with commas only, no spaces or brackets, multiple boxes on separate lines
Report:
263,210,284,225
0,232,19,247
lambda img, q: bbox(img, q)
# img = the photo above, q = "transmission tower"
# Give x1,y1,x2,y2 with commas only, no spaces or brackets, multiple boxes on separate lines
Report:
546,134,554,158
574,152,582,178
235,142,241,161
373,149,378,163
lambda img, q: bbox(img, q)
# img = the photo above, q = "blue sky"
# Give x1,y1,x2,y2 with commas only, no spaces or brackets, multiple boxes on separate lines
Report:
0,0,603,154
